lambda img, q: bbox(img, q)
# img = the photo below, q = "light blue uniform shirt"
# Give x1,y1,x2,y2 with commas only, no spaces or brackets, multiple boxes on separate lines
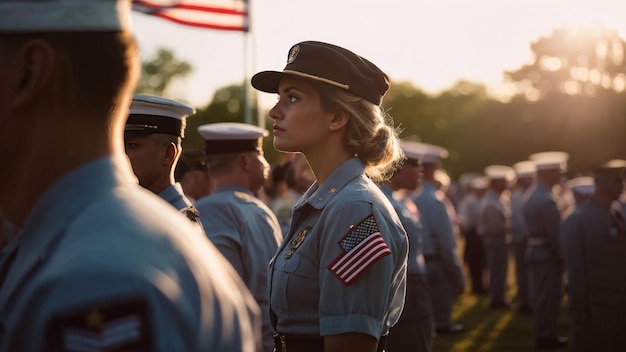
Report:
269,158,408,339
413,181,465,291
510,188,529,243
477,189,507,237
159,182,194,211
380,185,426,275
523,182,562,261
0,155,261,352
196,185,282,352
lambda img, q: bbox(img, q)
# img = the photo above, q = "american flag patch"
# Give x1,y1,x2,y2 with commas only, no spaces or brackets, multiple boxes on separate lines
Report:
327,215,391,286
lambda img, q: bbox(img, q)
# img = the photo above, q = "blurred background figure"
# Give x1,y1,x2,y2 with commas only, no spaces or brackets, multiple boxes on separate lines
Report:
478,165,515,310
562,176,595,220
412,142,466,335
383,141,434,352
511,160,536,315
458,174,489,296
174,149,214,203
435,169,462,238
524,151,570,350
561,159,626,352
266,160,296,236
196,122,282,352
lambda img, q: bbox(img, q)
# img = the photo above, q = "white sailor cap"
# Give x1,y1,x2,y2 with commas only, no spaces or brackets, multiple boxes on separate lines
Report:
125,94,196,138
512,160,537,178
198,122,269,155
470,176,490,190
458,172,483,190
564,176,595,196
402,141,448,164
484,165,516,182
400,141,429,163
0,0,132,32
529,151,569,172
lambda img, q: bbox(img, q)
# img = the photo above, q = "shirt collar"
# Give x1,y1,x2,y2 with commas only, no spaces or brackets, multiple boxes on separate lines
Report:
296,158,364,210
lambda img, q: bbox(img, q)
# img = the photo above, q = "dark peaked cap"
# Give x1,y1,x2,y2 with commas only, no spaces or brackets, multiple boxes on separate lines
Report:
251,41,390,106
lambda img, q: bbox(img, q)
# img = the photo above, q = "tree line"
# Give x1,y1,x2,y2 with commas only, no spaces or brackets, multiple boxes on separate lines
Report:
139,22,626,179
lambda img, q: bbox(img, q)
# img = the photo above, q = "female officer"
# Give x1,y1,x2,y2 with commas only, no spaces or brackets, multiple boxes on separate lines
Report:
251,41,409,352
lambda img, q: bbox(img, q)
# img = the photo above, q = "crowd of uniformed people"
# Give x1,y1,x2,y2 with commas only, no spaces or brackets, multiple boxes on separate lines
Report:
1,1,625,352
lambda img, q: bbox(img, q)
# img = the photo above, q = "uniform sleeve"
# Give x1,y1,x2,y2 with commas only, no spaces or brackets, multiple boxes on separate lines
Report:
430,201,465,291
317,201,407,339
561,214,588,324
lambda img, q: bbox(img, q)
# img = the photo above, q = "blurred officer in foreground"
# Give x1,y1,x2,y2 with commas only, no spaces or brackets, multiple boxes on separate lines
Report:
382,141,433,352
0,1,261,351
412,143,466,335
478,165,515,309
524,151,569,349
458,174,488,296
561,159,626,352
174,149,214,203
196,122,282,352
125,94,201,223
510,160,536,314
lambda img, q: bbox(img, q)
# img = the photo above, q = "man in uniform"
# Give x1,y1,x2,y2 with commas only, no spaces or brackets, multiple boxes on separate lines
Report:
382,141,433,352
458,174,488,295
562,176,595,220
523,151,569,349
412,142,466,334
125,93,201,223
562,159,626,352
510,160,536,314
0,1,261,350
477,165,515,309
196,122,283,352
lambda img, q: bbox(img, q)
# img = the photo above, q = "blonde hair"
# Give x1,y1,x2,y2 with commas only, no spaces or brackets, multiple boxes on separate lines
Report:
314,83,405,182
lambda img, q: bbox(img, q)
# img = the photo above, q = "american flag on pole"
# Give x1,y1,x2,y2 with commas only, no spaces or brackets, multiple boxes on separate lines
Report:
132,0,249,32
328,215,392,286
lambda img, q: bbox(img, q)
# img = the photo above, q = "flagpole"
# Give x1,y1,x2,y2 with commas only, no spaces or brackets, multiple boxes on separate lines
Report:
243,0,254,126
243,30,251,125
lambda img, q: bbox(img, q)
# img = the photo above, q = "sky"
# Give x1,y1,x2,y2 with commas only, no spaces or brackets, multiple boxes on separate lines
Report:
131,0,626,109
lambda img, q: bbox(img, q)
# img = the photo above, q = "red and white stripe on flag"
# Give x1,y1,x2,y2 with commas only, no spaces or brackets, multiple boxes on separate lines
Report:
132,0,249,32
328,215,391,286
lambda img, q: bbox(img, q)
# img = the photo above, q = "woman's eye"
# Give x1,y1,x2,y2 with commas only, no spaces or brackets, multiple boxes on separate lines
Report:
288,94,298,102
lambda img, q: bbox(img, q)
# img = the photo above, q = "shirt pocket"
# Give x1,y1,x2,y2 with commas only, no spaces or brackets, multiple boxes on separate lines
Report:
271,254,318,316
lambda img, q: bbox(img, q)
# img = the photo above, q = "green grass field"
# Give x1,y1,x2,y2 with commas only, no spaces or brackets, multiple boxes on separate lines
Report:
431,244,570,352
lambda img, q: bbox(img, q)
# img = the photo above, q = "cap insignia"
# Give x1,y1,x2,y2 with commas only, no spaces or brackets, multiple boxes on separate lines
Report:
287,45,300,64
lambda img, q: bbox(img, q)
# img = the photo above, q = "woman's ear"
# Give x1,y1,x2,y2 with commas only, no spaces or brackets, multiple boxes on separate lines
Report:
328,111,349,132
6,39,56,109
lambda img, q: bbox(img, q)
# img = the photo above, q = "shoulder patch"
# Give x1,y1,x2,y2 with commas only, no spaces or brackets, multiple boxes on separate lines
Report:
46,298,153,351
327,214,391,286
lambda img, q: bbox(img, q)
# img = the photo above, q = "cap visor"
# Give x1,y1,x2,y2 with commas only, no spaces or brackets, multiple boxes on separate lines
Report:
251,71,283,93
